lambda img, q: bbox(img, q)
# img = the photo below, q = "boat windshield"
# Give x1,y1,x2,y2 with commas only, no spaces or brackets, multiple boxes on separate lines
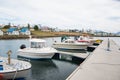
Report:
31,42,45,48
64,39,74,43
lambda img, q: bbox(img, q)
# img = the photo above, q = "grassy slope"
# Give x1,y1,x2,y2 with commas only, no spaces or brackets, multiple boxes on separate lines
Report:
0,29,84,39
31,31,82,37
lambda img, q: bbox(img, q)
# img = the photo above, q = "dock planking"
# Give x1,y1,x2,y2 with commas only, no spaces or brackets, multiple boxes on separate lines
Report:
66,39,120,80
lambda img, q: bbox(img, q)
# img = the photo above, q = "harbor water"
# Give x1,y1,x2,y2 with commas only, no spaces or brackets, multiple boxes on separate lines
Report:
0,37,119,80
0,37,83,80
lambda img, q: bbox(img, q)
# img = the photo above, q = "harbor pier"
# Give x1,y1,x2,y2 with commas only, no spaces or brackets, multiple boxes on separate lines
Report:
66,39,120,80
57,51,90,59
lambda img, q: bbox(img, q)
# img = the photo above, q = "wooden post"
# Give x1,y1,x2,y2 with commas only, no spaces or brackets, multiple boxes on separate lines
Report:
107,38,110,51
7,50,12,64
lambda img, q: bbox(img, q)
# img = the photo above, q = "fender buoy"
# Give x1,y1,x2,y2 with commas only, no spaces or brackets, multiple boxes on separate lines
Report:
20,44,26,49
0,74,4,80
77,40,89,43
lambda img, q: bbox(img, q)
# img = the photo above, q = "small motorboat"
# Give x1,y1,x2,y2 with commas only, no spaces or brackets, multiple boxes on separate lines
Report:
76,36,99,46
52,36,89,50
17,38,57,60
0,51,31,80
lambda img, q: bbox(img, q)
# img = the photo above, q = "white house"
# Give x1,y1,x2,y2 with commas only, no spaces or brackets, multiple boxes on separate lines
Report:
94,31,108,36
20,27,31,35
7,28,19,35
12,31,19,35
0,30,3,35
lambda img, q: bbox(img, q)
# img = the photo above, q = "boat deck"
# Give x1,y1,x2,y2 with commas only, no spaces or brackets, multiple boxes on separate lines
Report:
0,57,31,79
0,57,31,73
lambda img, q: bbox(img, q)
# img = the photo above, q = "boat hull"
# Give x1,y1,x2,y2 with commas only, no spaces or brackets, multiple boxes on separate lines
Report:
1,69,30,79
53,43,88,50
0,57,31,80
17,47,57,59
17,52,55,60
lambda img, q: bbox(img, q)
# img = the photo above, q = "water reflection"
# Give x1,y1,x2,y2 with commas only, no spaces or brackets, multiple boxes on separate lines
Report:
23,59,79,80
30,60,58,80
53,53,85,65
0,38,84,80
17,53,82,80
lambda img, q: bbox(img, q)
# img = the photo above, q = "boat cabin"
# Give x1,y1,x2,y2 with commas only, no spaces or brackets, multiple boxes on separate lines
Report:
30,39,46,48
64,39,74,43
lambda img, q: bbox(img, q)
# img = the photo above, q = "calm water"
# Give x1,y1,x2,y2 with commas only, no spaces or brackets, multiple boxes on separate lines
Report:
0,37,82,80
0,37,119,80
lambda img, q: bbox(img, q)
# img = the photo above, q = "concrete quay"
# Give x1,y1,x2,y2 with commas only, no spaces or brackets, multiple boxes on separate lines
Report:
66,39,120,80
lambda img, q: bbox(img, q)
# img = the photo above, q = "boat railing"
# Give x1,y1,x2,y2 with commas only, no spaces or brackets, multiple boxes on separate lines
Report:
14,62,23,70
12,62,23,80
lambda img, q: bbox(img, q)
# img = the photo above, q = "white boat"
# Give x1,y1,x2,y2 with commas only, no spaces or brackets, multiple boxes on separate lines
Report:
52,37,89,50
76,36,98,46
0,56,31,80
17,38,57,59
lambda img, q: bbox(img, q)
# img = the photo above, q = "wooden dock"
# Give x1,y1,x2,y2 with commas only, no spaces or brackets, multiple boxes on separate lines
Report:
66,39,120,80
57,51,90,59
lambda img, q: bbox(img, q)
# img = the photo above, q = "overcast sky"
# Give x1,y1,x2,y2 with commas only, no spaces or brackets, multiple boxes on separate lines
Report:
0,0,120,32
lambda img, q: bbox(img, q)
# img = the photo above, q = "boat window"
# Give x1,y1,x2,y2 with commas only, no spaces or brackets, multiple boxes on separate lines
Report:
31,42,39,48
31,42,45,48
31,42,35,48
65,40,74,43
38,42,45,48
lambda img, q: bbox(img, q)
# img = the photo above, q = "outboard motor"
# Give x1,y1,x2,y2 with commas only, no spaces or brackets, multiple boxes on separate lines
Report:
20,44,26,49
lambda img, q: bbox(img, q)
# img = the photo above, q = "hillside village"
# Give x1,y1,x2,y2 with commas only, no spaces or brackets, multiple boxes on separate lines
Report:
0,23,120,38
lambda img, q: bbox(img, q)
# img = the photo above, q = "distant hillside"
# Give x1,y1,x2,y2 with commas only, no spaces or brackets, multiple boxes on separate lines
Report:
116,32,120,34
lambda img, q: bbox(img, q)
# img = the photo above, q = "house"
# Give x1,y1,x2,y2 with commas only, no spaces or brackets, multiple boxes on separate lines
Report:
116,32,120,36
94,31,108,36
7,28,19,35
20,27,31,35
40,26,51,32
0,30,3,35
